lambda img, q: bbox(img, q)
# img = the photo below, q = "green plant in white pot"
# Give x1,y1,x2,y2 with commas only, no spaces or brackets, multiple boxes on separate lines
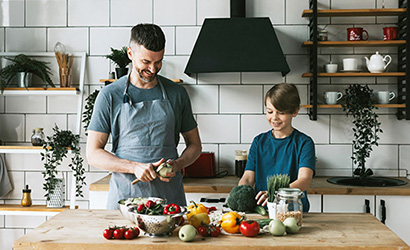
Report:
41,125,85,206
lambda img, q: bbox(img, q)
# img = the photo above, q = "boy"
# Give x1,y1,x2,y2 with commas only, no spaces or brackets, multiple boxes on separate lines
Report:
238,83,315,212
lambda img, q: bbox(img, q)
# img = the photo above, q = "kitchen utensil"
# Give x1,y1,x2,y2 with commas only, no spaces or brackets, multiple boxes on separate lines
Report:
376,91,395,104
365,51,391,73
383,26,398,40
181,152,216,177
347,27,369,41
128,206,187,237
343,58,358,71
324,91,343,104
325,63,338,73
118,197,164,222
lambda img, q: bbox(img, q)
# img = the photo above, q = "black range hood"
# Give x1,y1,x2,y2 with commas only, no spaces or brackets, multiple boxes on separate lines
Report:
184,0,290,76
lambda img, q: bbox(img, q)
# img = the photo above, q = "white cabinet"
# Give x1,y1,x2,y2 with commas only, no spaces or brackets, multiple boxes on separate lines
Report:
323,195,375,215
375,196,410,246
308,194,321,213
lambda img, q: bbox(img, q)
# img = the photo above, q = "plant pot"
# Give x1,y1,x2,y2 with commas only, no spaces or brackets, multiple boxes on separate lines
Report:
16,72,33,88
267,201,277,219
46,178,65,208
115,67,128,79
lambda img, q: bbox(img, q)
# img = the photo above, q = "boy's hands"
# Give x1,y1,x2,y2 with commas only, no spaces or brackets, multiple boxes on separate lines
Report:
255,190,269,207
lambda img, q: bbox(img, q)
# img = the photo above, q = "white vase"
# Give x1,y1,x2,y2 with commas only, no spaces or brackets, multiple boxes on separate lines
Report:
46,178,65,208
267,202,277,219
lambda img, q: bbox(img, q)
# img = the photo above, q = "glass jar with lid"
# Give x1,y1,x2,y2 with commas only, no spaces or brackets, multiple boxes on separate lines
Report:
234,150,247,177
31,128,45,146
276,188,304,225
317,29,328,41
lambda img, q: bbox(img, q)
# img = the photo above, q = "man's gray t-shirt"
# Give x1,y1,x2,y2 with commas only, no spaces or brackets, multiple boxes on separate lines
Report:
88,75,197,154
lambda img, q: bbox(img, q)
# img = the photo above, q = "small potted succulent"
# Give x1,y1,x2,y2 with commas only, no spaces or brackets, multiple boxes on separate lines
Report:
0,54,54,91
105,46,131,79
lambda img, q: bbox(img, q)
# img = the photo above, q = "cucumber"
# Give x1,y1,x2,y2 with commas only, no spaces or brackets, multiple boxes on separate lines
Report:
253,205,268,216
255,218,272,228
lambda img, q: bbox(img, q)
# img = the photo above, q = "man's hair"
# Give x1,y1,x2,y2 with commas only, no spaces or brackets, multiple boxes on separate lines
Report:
265,83,300,114
129,23,166,52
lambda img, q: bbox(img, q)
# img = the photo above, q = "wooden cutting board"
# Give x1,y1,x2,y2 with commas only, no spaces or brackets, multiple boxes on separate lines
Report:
13,209,409,250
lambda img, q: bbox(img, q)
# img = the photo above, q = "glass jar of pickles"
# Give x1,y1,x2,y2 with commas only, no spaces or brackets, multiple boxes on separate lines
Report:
276,188,304,225
31,128,45,146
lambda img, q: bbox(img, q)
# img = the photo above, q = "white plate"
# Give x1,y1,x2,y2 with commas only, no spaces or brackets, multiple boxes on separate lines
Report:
339,69,362,72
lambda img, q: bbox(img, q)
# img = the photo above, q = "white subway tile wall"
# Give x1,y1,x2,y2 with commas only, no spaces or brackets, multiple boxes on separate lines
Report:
0,0,409,249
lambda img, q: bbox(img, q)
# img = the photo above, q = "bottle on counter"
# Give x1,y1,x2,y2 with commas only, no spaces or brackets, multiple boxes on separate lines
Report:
235,150,248,178
21,185,32,207
31,128,45,146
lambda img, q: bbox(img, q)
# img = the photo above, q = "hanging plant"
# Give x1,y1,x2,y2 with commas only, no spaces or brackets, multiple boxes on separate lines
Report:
82,89,100,136
342,84,383,179
41,125,85,200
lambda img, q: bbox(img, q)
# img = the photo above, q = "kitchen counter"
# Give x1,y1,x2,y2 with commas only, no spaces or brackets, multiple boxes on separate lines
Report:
13,209,409,249
89,174,410,195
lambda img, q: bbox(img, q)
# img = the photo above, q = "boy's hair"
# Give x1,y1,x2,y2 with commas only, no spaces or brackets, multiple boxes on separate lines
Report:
265,83,300,114
129,23,165,52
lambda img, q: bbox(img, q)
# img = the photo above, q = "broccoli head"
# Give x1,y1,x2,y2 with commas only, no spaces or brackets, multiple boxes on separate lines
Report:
227,184,257,212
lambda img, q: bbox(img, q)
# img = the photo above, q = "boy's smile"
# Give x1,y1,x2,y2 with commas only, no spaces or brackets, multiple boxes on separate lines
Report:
265,98,299,138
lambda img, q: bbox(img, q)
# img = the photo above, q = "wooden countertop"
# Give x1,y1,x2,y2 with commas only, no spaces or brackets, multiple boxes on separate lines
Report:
13,209,409,250
89,174,410,195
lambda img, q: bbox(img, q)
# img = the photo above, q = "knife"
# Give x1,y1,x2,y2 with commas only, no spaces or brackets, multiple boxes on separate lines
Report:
131,163,166,185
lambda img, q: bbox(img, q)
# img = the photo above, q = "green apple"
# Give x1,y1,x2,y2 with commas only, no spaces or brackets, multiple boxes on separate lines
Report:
268,219,286,236
157,162,173,178
179,224,197,242
283,217,300,234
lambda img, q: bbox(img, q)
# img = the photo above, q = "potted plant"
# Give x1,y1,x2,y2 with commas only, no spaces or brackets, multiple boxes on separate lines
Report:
105,46,131,79
82,88,100,136
41,125,85,206
342,84,383,179
0,54,55,91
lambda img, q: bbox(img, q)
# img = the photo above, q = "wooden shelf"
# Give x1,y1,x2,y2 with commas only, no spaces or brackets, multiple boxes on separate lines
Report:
301,104,405,108
303,40,406,47
100,78,183,83
1,87,79,96
302,8,406,17
0,145,72,154
302,72,406,77
0,204,77,216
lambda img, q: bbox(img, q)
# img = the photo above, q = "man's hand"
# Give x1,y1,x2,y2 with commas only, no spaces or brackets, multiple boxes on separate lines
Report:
133,158,165,182
157,159,177,182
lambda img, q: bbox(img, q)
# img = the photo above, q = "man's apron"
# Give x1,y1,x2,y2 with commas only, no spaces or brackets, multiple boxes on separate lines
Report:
106,77,186,209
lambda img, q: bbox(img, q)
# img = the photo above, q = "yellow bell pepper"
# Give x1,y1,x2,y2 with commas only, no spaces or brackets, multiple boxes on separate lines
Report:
187,200,208,220
221,211,242,234
188,212,210,228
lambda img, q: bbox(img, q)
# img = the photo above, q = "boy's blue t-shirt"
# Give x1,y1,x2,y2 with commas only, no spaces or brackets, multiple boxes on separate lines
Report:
245,129,316,212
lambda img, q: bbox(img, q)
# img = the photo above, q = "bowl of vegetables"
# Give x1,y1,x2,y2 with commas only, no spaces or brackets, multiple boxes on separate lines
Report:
128,199,186,237
118,197,164,222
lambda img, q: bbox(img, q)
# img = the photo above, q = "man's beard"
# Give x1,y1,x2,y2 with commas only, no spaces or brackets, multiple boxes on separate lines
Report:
138,69,158,83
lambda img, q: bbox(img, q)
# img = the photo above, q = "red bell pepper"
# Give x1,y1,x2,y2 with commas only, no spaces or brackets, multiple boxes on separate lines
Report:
163,203,181,214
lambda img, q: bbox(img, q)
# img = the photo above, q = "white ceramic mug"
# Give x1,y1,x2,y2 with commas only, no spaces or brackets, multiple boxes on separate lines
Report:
325,63,338,73
377,91,395,104
343,58,358,71
324,91,343,104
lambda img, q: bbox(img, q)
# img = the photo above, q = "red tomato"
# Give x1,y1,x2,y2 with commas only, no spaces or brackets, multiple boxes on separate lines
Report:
113,229,124,239
197,225,208,237
209,225,221,237
239,220,260,237
133,227,140,237
124,229,135,240
103,229,113,239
